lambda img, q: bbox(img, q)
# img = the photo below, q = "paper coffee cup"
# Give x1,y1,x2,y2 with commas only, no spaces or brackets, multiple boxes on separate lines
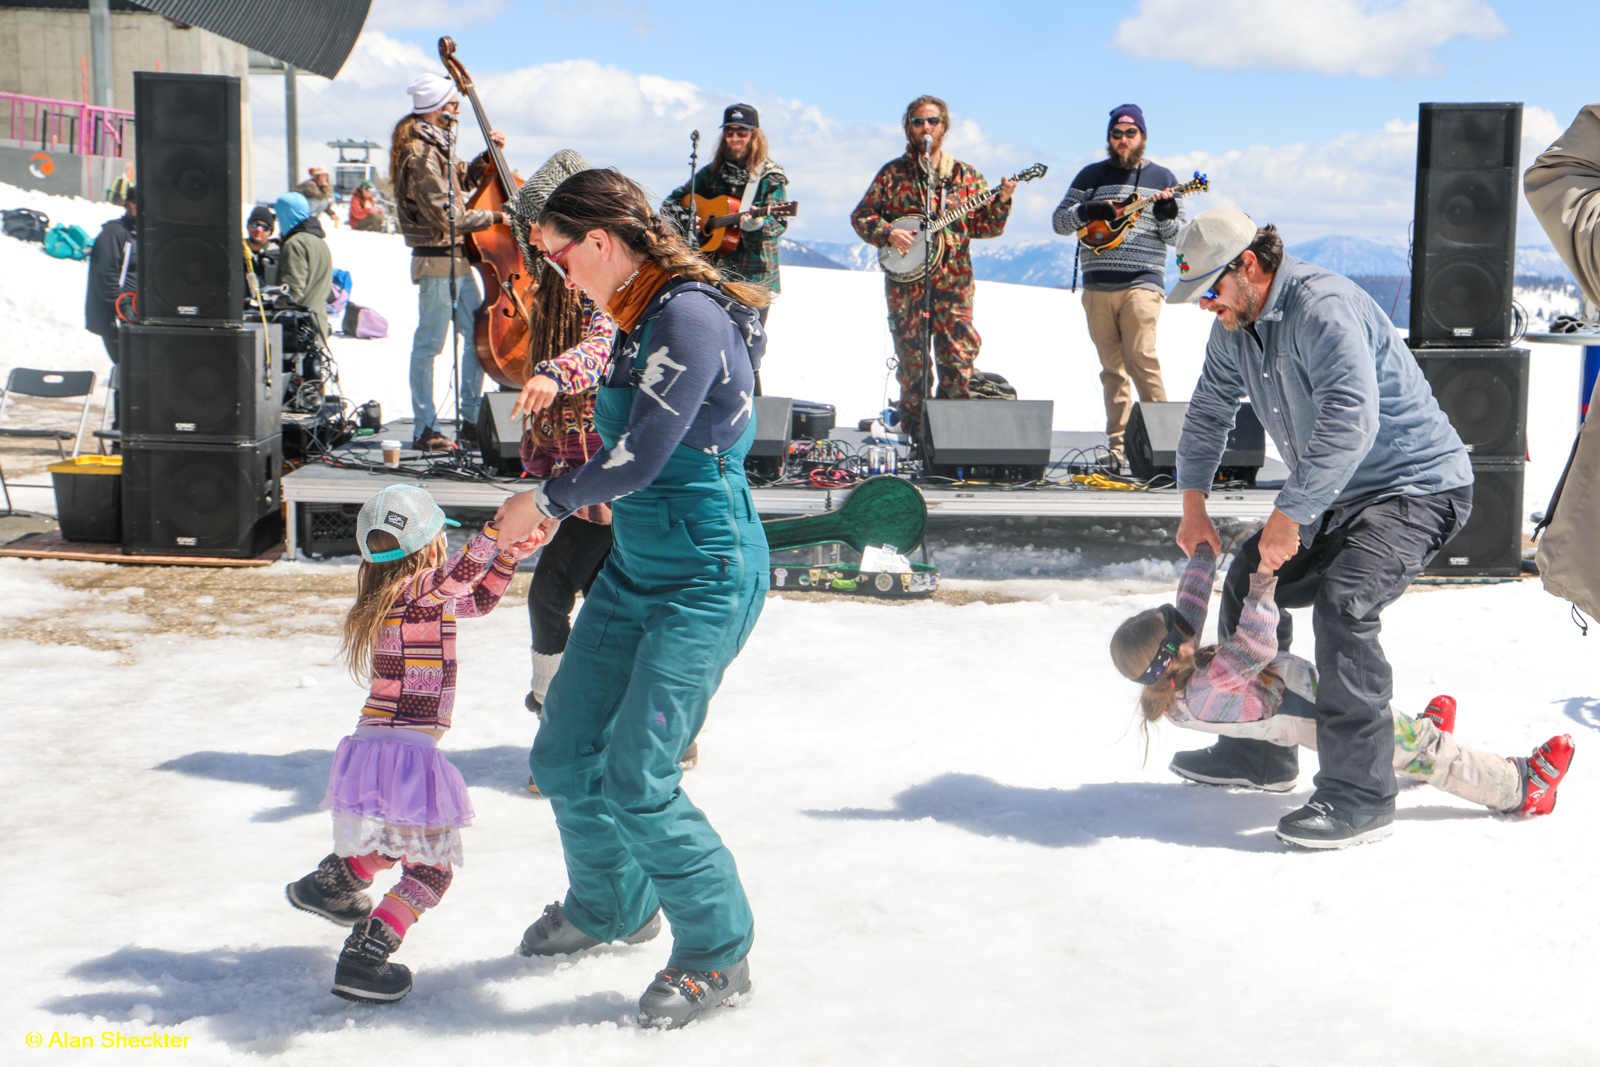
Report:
380,439,402,467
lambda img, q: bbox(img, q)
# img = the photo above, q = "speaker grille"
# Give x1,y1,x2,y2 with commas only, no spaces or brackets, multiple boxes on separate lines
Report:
1424,460,1523,577
121,324,278,443
1412,347,1528,459
121,437,283,558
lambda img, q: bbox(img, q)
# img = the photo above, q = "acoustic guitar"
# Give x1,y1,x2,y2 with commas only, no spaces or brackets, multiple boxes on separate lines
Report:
877,163,1048,283
1076,172,1209,255
683,193,799,254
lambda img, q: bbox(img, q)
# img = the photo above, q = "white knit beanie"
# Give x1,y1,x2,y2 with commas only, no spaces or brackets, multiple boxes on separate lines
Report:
407,73,457,115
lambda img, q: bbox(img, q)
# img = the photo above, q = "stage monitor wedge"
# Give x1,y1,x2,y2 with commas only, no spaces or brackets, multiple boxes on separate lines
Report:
1409,102,1521,348
1125,401,1266,484
121,324,279,443
926,399,1053,482
746,396,794,482
135,71,244,327
476,392,526,476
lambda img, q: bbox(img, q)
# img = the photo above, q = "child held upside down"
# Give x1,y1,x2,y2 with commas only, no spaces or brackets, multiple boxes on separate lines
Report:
1109,543,1574,844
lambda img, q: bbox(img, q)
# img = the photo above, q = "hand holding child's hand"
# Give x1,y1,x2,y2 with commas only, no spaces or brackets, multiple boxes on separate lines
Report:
1257,558,1276,576
505,516,560,559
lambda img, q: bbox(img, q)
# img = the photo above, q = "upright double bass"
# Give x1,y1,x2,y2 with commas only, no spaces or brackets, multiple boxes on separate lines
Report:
438,37,534,389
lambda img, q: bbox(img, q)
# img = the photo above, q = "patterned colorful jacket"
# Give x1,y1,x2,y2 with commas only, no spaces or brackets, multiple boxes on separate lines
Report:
357,526,519,731
1165,544,1318,736
664,158,789,292
519,292,616,479
850,151,1011,302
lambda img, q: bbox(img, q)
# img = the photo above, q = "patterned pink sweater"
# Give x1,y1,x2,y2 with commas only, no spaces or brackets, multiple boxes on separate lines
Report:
357,527,518,731
1171,544,1315,724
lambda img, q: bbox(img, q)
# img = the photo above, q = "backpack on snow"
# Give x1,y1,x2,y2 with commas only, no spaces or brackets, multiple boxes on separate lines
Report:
342,302,388,339
2,208,49,242
42,223,92,260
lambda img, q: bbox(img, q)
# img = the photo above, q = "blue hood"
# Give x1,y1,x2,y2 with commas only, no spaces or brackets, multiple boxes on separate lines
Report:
274,192,310,234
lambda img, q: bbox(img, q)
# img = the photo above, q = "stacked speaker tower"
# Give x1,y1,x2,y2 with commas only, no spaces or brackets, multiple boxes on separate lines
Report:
1410,102,1529,578
124,72,283,558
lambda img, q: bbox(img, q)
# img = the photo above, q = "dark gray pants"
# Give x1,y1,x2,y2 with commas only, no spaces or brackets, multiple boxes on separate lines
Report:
1215,487,1472,814
527,516,613,656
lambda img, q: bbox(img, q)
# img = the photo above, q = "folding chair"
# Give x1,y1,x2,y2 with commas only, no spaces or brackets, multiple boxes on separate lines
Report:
0,367,98,460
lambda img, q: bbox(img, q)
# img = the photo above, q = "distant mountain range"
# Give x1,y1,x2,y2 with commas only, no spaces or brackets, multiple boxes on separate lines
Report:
781,235,1578,290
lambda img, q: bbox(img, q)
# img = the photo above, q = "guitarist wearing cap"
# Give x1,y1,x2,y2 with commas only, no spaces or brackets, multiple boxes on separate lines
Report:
664,104,788,319
851,94,1016,436
1052,104,1183,465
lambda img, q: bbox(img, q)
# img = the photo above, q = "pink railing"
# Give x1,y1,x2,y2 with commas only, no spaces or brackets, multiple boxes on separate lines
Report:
0,91,135,158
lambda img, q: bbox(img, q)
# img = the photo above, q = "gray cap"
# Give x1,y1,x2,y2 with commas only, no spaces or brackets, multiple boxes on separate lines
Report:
1167,208,1258,304
507,149,590,279
356,483,458,563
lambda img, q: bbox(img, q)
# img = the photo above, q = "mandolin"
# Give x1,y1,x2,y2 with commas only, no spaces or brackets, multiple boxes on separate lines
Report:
1076,172,1209,255
877,163,1048,283
683,193,799,254
439,36,533,389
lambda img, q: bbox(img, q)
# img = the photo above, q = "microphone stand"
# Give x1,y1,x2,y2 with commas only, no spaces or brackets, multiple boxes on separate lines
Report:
918,133,936,477
687,129,699,236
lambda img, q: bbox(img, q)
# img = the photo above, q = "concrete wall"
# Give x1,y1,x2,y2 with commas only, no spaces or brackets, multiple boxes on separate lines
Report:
0,8,253,201
0,140,129,199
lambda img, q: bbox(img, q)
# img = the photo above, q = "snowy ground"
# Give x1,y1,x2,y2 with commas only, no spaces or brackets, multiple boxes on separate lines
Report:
3,183,1598,1063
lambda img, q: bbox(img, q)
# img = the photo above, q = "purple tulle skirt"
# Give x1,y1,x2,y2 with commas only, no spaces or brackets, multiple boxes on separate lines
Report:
321,728,474,866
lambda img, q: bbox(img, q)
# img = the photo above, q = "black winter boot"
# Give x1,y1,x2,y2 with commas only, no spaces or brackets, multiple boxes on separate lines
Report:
1170,735,1299,792
332,917,412,1004
287,853,374,926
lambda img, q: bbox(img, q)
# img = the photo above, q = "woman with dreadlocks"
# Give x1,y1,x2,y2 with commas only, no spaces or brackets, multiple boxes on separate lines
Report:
493,167,769,1029
503,151,617,728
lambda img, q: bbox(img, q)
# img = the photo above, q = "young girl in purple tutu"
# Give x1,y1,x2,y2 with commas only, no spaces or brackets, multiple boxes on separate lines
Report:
286,484,546,1003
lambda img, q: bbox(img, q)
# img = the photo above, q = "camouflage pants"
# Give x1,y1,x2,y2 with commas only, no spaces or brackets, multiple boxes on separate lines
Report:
886,283,980,431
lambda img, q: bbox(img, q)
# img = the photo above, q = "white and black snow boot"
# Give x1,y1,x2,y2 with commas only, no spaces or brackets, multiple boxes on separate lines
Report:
637,954,751,1029
518,900,661,957
287,853,374,926
332,917,412,1004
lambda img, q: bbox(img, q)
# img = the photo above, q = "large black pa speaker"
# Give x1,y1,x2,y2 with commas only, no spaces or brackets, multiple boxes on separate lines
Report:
1125,401,1266,484
121,324,279,442
122,436,283,558
1411,347,1529,459
1424,459,1523,577
134,72,244,326
1409,102,1521,348
476,392,525,476
926,399,1053,482
745,396,793,482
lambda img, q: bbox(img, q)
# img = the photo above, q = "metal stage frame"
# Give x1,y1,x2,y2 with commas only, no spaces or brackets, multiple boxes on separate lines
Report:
280,455,1281,559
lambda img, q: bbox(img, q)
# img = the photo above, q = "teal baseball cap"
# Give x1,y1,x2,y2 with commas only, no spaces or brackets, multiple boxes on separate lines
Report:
356,484,459,563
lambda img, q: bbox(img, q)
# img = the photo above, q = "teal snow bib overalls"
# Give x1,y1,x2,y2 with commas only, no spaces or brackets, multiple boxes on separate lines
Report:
530,291,769,971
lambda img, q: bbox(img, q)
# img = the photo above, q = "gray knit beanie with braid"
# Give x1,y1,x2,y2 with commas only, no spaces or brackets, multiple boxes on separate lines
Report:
508,149,590,279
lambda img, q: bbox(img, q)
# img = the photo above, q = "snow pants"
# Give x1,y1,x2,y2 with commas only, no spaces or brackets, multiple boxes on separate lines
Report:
1212,487,1473,814
530,440,769,972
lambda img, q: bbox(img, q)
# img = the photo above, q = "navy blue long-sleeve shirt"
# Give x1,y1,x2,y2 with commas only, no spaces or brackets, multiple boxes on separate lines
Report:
541,279,766,519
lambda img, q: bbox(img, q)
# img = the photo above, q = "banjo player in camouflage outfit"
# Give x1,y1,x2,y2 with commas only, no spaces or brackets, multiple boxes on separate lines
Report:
851,94,1017,435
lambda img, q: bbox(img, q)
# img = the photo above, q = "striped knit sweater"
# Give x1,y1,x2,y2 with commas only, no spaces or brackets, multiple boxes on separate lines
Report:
1051,160,1181,291
357,527,519,731
1168,544,1316,725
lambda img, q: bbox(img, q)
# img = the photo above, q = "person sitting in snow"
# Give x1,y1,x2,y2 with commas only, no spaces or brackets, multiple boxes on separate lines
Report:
1109,542,1575,848
348,181,386,232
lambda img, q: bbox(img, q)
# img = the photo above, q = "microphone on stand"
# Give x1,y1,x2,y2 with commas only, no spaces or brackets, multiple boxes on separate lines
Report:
922,134,933,158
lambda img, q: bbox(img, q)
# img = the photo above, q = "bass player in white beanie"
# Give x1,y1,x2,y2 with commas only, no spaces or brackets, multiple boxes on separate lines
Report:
390,73,509,452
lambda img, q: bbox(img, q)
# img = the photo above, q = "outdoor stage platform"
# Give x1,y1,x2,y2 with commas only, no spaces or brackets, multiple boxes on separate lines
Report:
280,426,1287,560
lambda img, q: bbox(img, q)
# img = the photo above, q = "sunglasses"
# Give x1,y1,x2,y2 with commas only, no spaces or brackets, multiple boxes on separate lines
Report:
1110,127,1141,140
1134,604,1197,685
248,222,271,231
1201,264,1237,302
910,116,944,128
544,238,577,281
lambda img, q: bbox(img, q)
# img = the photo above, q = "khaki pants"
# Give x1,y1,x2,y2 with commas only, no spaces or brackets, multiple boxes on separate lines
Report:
1082,287,1166,450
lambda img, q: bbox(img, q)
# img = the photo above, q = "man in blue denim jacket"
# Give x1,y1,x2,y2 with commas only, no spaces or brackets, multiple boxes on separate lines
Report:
1169,209,1473,849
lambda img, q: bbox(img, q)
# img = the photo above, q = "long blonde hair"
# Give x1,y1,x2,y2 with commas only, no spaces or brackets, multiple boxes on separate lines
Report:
538,167,772,310
339,528,446,683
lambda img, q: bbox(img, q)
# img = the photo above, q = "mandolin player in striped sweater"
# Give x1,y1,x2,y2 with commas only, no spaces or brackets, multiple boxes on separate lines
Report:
1052,104,1183,466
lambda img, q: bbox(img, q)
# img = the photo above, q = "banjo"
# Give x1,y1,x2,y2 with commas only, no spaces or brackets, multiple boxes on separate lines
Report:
877,162,1047,283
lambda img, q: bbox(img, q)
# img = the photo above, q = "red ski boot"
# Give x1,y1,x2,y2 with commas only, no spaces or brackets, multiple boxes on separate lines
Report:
1519,734,1576,816
1420,695,1456,735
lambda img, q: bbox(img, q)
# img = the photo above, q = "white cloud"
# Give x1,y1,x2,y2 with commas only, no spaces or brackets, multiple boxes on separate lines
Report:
1112,0,1509,78
363,0,513,31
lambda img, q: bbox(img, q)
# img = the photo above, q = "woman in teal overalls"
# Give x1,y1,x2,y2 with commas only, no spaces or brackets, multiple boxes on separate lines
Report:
494,168,769,1029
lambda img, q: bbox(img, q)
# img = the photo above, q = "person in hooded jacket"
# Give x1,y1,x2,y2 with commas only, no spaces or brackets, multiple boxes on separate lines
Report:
276,191,334,340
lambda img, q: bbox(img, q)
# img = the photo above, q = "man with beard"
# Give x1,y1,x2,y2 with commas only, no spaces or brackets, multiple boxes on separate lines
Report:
664,104,786,388
1052,104,1181,464
851,94,1016,435
1168,209,1474,849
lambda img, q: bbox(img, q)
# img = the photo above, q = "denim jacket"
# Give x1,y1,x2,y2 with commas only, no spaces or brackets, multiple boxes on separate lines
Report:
1176,256,1472,543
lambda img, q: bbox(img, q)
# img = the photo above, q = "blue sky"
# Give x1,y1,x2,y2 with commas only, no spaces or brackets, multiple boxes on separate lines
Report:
252,0,1597,247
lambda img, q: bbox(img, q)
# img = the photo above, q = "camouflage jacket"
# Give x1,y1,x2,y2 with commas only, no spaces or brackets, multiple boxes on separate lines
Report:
664,158,788,292
851,151,1012,297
